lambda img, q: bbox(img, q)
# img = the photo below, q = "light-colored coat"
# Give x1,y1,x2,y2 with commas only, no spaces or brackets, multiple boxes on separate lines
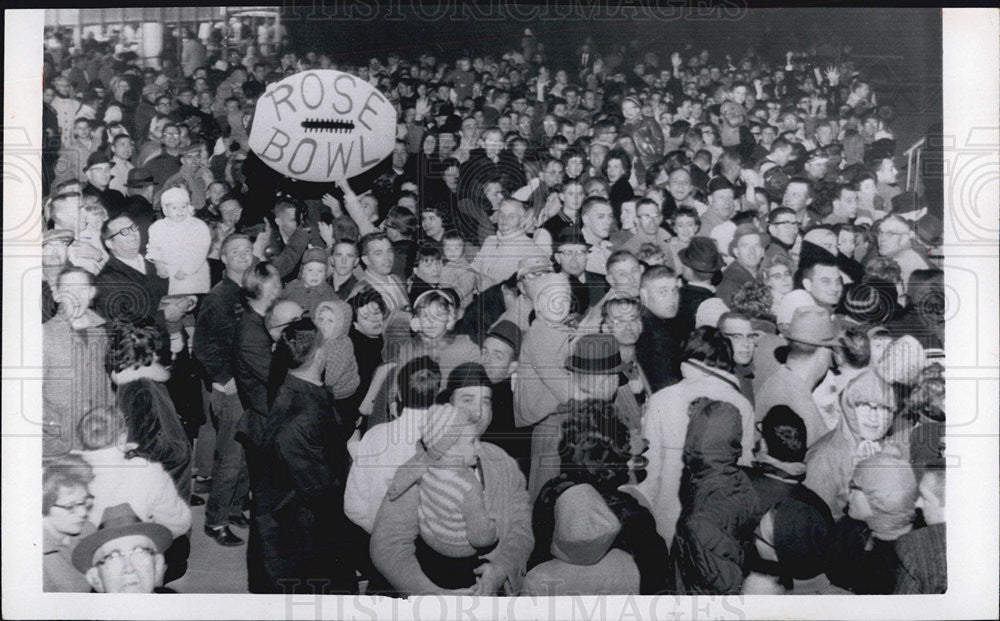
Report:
630,361,756,545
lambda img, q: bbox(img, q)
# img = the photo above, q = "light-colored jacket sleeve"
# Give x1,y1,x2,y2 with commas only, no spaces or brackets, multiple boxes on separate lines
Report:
480,445,534,594
172,218,213,276
344,437,378,533
147,462,193,538
370,479,448,594
635,393,685,545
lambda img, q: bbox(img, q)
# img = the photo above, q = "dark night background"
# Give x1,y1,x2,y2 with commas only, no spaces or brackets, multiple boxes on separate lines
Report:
284,5,942,148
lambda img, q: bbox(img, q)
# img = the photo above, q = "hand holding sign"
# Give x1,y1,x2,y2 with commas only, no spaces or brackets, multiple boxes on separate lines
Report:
249,70,398,183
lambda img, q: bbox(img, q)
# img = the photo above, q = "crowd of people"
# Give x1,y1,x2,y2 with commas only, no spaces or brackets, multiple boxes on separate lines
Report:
41,23,946,596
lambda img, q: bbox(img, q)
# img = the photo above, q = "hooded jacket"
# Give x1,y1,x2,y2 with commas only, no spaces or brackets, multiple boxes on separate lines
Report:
804,370,896,521
315,300,361,400
530,471,669,595
523,483,642,595
634,360,756,545
670,398,759,594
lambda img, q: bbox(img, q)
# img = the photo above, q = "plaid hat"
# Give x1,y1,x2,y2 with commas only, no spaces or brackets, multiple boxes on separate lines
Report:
761,405,807,463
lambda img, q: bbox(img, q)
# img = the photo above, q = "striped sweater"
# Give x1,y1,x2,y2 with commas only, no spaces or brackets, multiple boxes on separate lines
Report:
417,464,498,557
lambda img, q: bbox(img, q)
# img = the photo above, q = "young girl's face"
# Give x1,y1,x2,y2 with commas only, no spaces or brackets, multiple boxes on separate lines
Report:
162,201,190,222
414,257,442,284
300,262,327,287
442,239,465,262
673,215,699,242
416,301,453,340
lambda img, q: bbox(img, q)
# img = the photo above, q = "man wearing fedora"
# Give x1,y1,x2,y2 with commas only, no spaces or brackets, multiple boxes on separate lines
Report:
71,503,174,593
121,167,157,254
81,151,125,213
677,236,724,334
716,224,769,307
526,333,635,500
755,306,839,449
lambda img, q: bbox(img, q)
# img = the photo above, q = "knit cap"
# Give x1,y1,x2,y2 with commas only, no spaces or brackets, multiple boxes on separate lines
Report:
761,405,807,463
421,401,471,461
873,335,926,385
551,484,621,565
852,447,919,535
301,247,328,266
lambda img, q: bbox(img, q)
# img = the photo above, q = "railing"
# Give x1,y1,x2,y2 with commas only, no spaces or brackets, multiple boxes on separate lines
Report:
904,136,926,194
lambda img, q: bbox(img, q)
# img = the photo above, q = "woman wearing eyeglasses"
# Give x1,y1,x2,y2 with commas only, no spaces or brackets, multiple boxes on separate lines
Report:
43,454,98,592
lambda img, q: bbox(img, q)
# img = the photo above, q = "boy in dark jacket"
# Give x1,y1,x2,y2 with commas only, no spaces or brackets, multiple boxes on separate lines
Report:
244,318,356,594
670,398,759,594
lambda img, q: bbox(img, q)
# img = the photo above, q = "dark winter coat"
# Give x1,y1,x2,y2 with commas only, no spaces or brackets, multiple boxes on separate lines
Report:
670,398,759,594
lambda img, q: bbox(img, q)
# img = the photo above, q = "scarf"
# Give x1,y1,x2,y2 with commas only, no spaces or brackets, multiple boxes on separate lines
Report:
754,453,807,482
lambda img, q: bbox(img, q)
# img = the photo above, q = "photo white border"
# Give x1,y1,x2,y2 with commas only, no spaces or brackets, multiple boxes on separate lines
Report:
4,7,997,620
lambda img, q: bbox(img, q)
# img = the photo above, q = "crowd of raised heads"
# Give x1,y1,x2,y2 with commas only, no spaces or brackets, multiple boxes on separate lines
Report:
41,23,945,596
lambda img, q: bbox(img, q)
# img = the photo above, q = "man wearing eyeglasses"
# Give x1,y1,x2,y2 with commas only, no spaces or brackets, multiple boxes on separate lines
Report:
718,312,760,407
876,215,930,293
553,228,607,315
765,207,799,262
72,503,173,593
95,215,185,332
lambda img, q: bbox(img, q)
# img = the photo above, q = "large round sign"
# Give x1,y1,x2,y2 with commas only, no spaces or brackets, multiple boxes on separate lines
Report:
249,70,397,182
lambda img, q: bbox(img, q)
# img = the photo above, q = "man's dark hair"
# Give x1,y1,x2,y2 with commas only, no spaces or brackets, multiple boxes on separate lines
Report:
273,196,306,223
396,355,442,410
681,326,735,374
802,259,840,283
276,317,321,369
359,231,391,257
767,206,797,225
384,206,418,239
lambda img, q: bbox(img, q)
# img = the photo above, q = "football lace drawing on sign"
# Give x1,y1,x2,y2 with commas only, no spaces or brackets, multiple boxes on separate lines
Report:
249,70,398,182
